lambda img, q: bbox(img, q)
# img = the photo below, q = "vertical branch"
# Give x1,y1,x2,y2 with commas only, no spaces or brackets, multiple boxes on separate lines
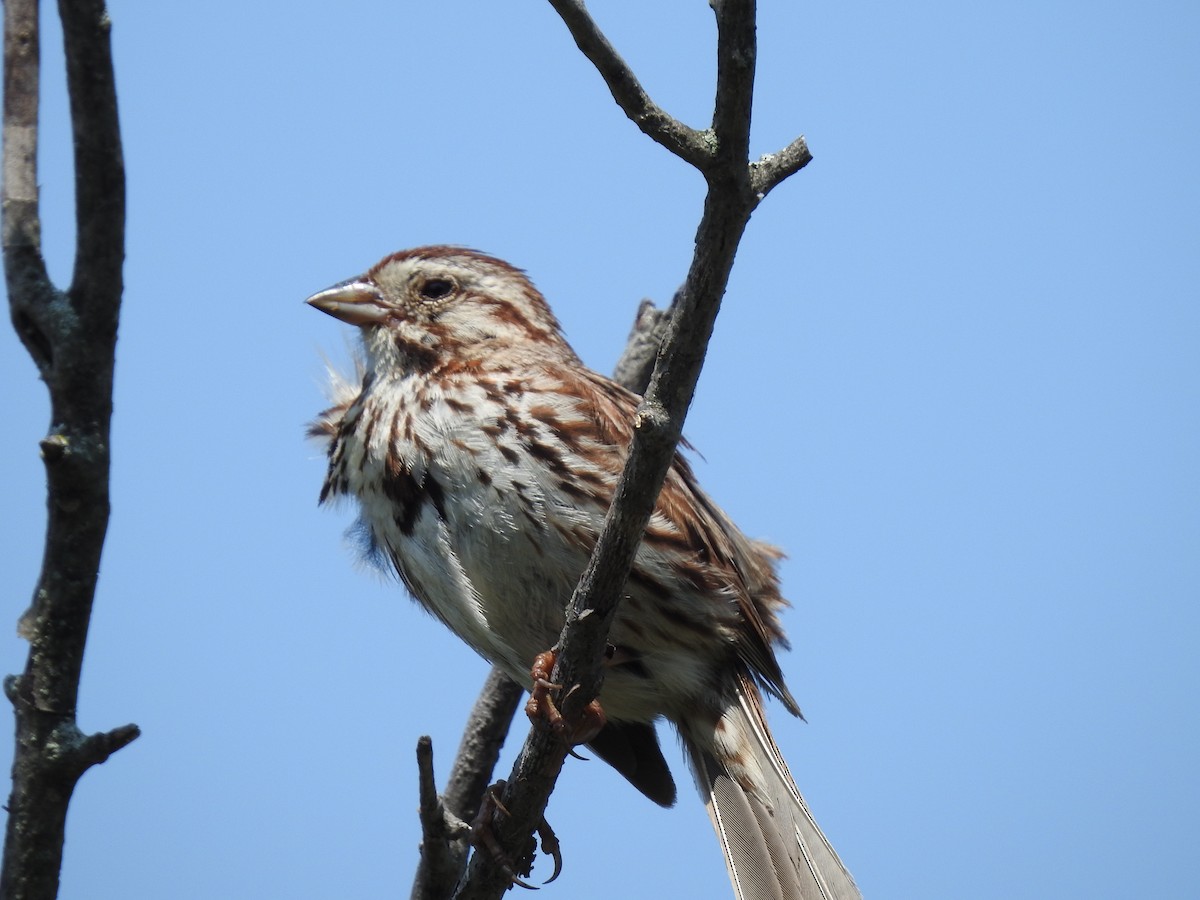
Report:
1,2,137,898
411,669,523,900
60,0,124,310
710,0,757,174
3,0,50,331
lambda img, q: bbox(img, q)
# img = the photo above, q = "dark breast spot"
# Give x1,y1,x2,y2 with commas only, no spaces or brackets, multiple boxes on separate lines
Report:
383,467,448,536
425,472,447,521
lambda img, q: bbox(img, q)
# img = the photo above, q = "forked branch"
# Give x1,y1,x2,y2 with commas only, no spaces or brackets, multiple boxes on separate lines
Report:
1,1,136,898
451,2,811,898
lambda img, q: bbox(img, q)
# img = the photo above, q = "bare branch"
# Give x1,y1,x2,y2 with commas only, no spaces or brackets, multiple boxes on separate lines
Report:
439,670,524,825
61,0,124,307
1,0,39,254
413,737,471,900
1,0,133,897
452,2,809,897
76,722,141,768
750,135,814,198
710,0,756,172
447,2,819,895
611,297,671,395
429,303,666,899
412,668,523,900
546,0,712,169
3,0,54,376
428,286,670,899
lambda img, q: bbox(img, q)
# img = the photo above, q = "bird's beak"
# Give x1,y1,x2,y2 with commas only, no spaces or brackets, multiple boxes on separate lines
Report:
306,278,389,326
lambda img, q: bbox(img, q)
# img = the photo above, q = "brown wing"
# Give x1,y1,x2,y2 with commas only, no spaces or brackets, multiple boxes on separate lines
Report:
569,366,802,716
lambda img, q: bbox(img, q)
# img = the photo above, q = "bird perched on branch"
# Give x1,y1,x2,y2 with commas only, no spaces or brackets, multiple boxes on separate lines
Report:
308,246,861,900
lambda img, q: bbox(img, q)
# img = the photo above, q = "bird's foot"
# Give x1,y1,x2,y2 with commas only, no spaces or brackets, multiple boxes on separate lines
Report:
525,649,606,745
471,780,563,888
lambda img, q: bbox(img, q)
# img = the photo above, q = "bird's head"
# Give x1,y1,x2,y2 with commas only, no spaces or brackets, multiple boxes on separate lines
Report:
306,246,575,374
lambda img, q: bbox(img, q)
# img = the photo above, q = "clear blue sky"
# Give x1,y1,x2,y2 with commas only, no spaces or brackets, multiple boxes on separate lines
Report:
1,1,1197,897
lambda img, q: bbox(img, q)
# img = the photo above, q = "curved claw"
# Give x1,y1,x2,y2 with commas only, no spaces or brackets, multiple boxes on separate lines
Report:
471,782,531,888
537,817,563,884
470,781,563,889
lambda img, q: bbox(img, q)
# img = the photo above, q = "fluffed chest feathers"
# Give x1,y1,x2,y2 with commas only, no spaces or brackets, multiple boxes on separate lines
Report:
327,376,585,675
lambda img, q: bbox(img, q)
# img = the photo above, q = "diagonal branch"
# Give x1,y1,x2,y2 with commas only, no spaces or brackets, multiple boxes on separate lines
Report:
611,297,672,394
452,1,812,897
411,303,670,899
546,0,712,169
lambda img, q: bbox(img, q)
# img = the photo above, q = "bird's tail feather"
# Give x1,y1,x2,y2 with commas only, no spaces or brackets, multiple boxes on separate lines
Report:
684,677,860,900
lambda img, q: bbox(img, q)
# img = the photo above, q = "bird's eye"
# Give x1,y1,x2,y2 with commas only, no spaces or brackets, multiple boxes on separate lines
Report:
418,278,455,302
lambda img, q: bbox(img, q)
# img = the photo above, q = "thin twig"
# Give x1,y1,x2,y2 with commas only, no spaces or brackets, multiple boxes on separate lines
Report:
414,737,473,899
750,135,814,198
546,0,712,169
611,298,671,395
